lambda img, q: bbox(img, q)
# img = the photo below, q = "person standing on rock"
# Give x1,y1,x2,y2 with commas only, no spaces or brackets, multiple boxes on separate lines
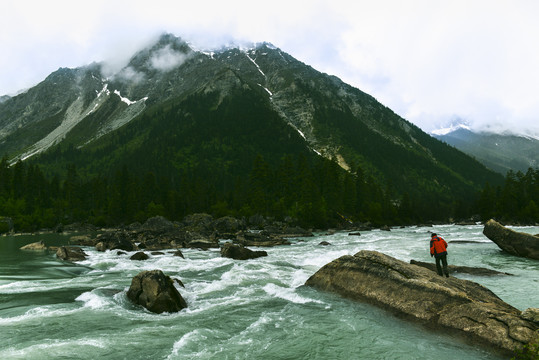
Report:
430,233,449,277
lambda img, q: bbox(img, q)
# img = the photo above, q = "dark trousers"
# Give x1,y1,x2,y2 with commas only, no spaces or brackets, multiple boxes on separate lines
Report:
435,253,449,276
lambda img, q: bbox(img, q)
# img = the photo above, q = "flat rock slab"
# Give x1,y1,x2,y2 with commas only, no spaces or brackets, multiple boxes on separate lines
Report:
410,259,513,276
20,241,47,251
483,219,539,260
305,250,537,355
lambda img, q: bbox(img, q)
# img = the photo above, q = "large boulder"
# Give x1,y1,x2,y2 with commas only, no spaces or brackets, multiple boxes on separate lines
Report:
56,246,87,261
126,270,187,314
483,219,539,260
130,252,149,261
141,216,176,232
410,259,513,276
95,230,136,252
212,216,246,234
182,213,214,235
305,250,537,355
220,243,268,260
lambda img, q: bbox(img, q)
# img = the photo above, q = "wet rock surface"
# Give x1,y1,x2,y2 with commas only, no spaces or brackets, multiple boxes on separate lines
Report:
305,250,538,355
410,259,514,276
83,214,312,252
20,241,47,251
126,270,187,314
220,243,268,260
56,246,87,261
483,219,539,260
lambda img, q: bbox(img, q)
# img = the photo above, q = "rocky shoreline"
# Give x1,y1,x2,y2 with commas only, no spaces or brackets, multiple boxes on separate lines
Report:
68,214,314,254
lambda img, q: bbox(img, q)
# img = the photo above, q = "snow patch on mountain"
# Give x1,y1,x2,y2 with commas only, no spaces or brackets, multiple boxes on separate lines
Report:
245,53,266,78
431,123,471,136
114,90,137,105
97,84,110,97
258,84,272,96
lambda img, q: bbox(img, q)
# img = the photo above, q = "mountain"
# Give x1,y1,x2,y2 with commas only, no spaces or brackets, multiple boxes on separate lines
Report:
0,34,504,226
432,126,539,174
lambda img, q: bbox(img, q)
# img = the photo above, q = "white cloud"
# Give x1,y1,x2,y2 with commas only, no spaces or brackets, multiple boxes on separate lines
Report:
1,0,539,138
113,66,146,84
149,45,189,72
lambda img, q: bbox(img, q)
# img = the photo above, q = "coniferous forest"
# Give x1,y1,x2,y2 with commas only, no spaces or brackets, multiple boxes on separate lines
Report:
0,150,536,233
1,87,535,233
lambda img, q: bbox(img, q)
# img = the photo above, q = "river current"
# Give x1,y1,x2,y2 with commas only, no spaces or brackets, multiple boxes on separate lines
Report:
1,224,538,360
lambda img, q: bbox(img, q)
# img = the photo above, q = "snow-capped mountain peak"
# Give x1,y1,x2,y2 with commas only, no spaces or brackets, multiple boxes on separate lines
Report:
430,123,471,136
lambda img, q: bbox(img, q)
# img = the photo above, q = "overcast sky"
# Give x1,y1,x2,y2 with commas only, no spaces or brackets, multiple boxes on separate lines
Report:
1,0,539,137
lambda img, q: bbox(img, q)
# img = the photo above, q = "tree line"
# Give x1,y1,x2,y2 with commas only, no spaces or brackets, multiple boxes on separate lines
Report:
476,168,539,224
1,152,535,233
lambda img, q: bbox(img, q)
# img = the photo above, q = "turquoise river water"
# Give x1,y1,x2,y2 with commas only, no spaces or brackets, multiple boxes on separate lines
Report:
1,224,538,359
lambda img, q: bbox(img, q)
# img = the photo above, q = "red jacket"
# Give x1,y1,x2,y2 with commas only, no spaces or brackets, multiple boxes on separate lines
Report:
430,236,448,257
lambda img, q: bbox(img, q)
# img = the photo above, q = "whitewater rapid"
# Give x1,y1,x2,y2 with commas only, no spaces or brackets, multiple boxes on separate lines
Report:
1,224,538,359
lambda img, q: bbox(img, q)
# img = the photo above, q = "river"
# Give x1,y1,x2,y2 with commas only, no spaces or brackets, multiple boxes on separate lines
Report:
1,224,538,359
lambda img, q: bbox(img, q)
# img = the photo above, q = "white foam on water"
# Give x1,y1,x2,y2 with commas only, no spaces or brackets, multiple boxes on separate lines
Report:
0,305,79,325
296,249,351,270
0,278,84,294
263,283,323,304
289,269,312,288
167,329,218,359
75,290,110,310
0,338,108,359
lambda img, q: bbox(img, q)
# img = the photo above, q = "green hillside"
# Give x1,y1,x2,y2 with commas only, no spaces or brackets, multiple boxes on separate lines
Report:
0,35,507,231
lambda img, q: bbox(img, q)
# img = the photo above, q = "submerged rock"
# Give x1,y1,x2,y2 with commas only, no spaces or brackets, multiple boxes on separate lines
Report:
171,250,184,258
130,252,149,261
126,270,187,314
220,242,267,260
20,241,47,251
410,259,514,276
56,246,87,261
305,250,538,355
483,219,539,260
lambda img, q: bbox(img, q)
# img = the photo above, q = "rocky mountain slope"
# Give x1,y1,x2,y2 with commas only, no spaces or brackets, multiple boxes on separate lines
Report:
433,126,538,174
0,34,503,216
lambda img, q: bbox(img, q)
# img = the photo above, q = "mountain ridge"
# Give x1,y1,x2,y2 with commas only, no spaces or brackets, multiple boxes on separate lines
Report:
0,33,504,226
432,127,538,174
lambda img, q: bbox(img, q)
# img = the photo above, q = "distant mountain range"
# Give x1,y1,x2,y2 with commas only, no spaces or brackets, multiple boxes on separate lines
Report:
432,125,538,174
0,33,504,224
